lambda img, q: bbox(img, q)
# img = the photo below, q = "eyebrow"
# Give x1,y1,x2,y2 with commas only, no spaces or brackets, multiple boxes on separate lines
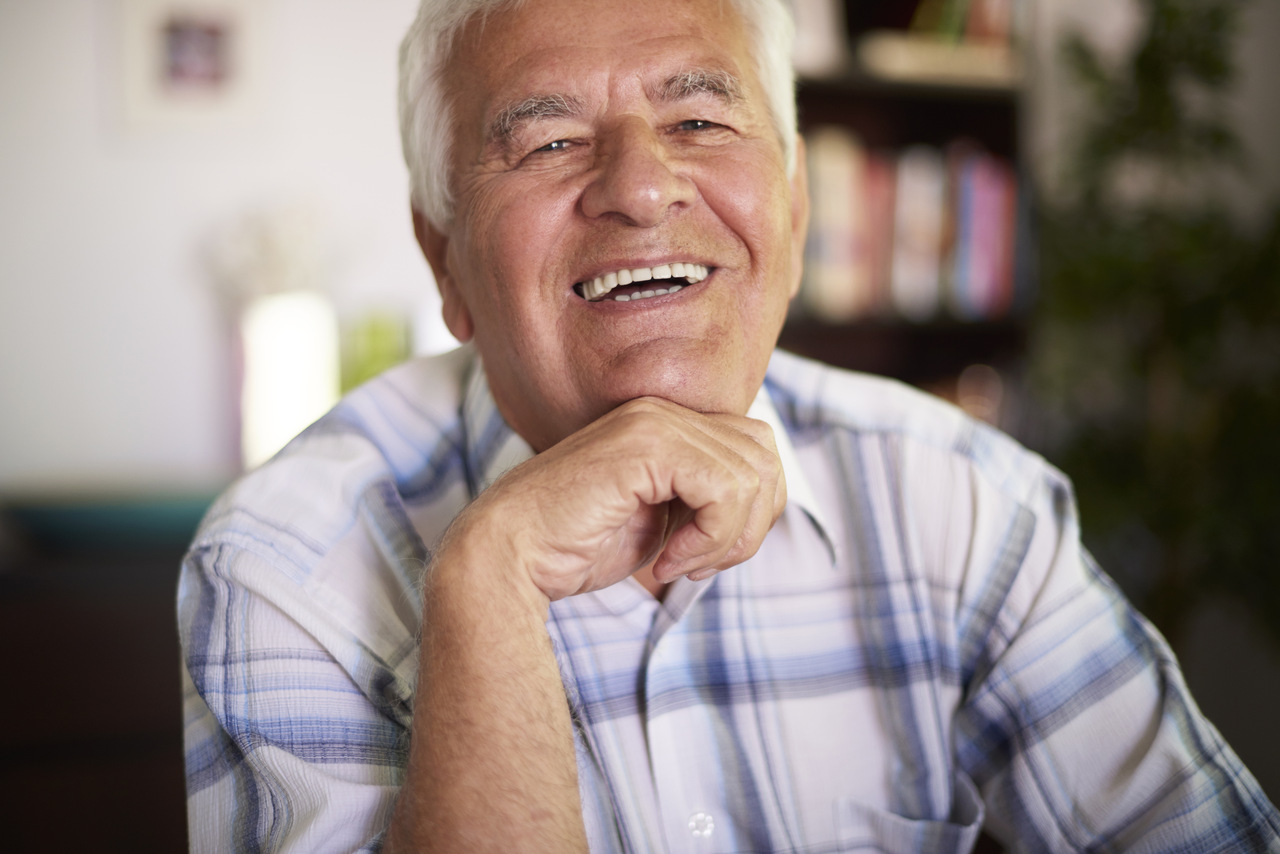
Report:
651,68,743,105
483,68,744,150
487,93,582,147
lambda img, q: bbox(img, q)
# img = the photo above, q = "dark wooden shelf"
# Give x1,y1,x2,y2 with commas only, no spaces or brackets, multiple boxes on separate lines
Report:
797,74,1019,158
0,531,191,851
801,67,1020,102
778,317,1027,387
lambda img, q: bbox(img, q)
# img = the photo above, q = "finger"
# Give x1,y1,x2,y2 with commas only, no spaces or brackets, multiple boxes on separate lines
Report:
691,413,786,525
505,398,786,596
683,413,787,574
514,400,749,593
714,412,787,523
644,419,781,581
651,452,758,577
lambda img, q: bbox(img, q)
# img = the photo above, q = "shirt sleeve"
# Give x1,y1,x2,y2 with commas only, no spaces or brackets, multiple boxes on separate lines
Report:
952,463,1280,852
178,526,419,853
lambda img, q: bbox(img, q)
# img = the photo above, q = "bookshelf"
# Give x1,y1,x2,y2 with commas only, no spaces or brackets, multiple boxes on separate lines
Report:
783,0,1032,425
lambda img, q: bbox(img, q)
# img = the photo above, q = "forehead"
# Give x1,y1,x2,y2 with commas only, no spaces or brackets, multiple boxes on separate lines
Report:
445,0,758,124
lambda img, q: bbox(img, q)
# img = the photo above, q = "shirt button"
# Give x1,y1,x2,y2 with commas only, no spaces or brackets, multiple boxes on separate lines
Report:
688,811,715,838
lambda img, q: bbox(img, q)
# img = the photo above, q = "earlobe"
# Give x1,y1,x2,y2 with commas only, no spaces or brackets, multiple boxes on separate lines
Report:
412,207,475,343
788,134,811,300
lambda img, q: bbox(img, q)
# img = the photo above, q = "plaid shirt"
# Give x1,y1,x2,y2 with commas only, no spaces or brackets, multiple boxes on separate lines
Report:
179,345,1279,853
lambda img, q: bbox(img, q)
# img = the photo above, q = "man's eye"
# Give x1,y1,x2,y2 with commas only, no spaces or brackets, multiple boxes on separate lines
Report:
677,119,718,132
535,139,573,153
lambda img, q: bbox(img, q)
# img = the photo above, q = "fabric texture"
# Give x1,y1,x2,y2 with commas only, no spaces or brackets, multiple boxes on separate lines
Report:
178,345,1280,853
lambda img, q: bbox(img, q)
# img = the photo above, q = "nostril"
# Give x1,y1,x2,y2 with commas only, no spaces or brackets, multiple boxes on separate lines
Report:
580,133,695,225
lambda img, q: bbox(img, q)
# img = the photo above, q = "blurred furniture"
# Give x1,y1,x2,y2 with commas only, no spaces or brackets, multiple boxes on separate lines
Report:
784,0,1030,413
0,496,206,852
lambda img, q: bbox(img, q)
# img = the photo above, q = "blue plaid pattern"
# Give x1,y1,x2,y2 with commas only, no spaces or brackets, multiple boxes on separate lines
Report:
179,345,1279,852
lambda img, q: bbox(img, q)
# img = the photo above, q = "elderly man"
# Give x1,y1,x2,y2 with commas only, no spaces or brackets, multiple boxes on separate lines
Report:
178,0,1280,851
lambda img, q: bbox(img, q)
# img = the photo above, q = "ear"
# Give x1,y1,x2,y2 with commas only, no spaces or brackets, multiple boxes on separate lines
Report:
787,133,810,301
412,206,474,343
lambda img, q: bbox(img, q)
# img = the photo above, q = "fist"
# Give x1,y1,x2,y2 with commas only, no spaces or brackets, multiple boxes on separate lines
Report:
453,396,787,602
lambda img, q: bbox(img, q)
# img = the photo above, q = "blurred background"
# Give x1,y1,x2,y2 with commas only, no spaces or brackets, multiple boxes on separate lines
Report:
1,0,1276,849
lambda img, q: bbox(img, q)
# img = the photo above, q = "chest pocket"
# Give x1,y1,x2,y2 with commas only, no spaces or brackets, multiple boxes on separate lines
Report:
834,772,985,853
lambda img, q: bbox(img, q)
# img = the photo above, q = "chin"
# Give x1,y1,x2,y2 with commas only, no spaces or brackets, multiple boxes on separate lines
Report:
594,368,757,418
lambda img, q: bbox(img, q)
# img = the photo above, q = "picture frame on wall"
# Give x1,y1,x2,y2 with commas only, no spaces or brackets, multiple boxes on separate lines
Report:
113,0,267,134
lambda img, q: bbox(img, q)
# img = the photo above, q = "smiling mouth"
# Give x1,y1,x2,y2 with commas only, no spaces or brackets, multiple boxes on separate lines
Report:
575,263,710,302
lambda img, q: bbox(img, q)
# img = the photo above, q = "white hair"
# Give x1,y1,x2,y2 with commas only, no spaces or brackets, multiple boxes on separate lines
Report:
397,0,797,230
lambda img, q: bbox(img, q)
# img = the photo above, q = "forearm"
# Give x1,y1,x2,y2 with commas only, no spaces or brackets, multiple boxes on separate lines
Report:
384,513,589,854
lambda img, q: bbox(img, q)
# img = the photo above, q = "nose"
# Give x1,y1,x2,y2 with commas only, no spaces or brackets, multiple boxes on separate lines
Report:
579,118,696,226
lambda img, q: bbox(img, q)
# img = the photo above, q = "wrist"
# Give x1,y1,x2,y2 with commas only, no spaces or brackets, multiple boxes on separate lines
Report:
427,498,553,622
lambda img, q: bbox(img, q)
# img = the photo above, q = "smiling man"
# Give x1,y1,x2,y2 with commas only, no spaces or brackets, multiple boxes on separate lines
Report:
415,0,804,455
178,0,1280,852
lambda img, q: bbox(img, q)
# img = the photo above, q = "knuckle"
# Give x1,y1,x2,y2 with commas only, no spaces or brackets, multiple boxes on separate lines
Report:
619,395,672,417
611,405,667,443
725,414,775,448
746,416,776,444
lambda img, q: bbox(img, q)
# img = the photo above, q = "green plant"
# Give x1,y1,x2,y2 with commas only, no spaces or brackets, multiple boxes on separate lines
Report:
1029,0,1280,646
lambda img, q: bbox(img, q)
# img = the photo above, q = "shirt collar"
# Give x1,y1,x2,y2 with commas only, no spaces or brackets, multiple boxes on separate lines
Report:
745,388,838,566
461,353,836,565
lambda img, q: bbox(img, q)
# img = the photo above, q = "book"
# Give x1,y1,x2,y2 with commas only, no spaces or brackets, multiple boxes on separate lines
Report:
891,145,947,321
802,126,871,321
947,145,1018,319
864,150,899,318
801,132,1020,324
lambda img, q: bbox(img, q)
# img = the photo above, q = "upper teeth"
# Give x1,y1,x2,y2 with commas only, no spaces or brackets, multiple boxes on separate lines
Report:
581,263,709,301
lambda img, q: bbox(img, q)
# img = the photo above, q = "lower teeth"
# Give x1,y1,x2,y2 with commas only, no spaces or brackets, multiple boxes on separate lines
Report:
614,284,682,302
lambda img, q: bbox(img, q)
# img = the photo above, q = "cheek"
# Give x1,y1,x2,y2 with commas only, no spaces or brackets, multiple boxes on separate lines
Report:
470,177,579,280
455,179,581,357
706,156,797,334
459,190,541,313
702,155,793,262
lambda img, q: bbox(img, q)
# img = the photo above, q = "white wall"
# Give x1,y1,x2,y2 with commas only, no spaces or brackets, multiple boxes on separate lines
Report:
0,0,442,494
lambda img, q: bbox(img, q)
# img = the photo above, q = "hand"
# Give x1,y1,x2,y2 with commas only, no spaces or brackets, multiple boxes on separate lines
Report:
451,396,787,602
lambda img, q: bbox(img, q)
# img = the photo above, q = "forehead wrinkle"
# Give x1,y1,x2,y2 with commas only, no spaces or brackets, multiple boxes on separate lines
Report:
487,93,583,146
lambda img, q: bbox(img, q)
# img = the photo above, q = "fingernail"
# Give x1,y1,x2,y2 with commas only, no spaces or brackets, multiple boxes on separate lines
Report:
687,567,718,582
